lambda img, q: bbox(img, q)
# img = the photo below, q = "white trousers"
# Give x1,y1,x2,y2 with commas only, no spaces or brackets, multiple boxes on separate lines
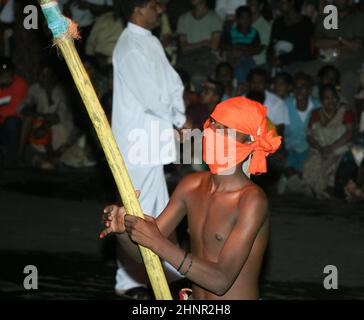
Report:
115,165,182,291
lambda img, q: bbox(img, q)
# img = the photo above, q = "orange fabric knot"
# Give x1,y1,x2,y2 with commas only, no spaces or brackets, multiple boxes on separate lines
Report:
203,97,282,175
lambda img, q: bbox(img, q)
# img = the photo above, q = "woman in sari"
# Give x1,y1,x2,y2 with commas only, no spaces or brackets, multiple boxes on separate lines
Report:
302,84,356,198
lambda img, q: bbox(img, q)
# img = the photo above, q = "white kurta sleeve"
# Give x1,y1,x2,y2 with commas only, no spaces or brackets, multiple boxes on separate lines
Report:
119,49,185,127
171,96,186,129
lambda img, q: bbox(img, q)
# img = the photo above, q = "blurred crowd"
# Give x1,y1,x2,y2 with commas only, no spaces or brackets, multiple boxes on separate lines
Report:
0,0,364,202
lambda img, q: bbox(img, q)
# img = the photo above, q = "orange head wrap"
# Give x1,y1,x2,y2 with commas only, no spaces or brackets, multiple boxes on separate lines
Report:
203,97,282,175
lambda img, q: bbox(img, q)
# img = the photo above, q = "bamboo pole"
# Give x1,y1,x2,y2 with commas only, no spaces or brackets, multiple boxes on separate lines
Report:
38,0,172,300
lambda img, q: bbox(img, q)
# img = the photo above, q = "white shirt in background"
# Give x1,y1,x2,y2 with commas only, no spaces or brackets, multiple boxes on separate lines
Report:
112,23,186,168
264,90,290,126
176,10,223,44
253,15,271,66
215,0,246,21
297,98,314,122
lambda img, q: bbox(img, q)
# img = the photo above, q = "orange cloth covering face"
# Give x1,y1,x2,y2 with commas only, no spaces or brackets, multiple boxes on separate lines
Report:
203,97,282,175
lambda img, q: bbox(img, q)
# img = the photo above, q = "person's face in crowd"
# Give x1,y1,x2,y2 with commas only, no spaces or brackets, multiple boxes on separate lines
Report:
294,79,310,109
0,70,14,88
138,0,163,30
248,0,263,17
249,74,266,93
321,89,338,112
216,66,233,88
319,70,339,86
280,0,293,14
274,77,291,99
236,12,253,33
201,83,219,106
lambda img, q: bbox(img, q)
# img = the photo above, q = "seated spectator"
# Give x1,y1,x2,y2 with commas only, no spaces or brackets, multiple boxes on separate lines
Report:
267,0,314,72
312,65,347,105
273,71,292,100
175,68,200,109
84,58,111,101
183,79,224,172
64,0,114,57
221,6,263,84
246,90,277,135
301,0,318,24
215,0,246,22
247,68,289,136
248,0,272,66
336,132,364,201
283,72,320,176
85,0,124,66
187,79,224,130
165,0,193,31
317,65,340,88
176,0,223,89
215,62,237,100
0,56,28,164
308,0,364,107
302,84,356,199
247,90,285,191
17,64,76,169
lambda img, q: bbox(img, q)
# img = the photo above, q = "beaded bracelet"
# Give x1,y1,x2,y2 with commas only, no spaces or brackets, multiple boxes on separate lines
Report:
177,251,188,272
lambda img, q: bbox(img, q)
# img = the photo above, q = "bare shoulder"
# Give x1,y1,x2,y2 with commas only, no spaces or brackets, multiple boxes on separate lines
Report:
237,183,269,218
239,183,267,201
175,171,210,195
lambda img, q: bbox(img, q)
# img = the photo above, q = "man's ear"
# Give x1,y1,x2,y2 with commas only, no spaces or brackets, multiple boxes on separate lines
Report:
134,6,145,18
133,6,140,16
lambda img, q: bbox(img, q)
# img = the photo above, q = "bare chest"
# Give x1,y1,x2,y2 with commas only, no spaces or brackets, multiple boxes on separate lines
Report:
186,192,240,259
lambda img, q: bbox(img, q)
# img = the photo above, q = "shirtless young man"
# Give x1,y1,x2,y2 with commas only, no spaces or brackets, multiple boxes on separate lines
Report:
100,97,281,300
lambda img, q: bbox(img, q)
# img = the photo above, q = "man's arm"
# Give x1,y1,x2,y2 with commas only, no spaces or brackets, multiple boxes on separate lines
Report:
125,187,269,296
210,32,222,51
178,34,211,53
239,33,263,57
101,174,190,262
178,25,222,53
323,123,355,154
307,134,321,151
